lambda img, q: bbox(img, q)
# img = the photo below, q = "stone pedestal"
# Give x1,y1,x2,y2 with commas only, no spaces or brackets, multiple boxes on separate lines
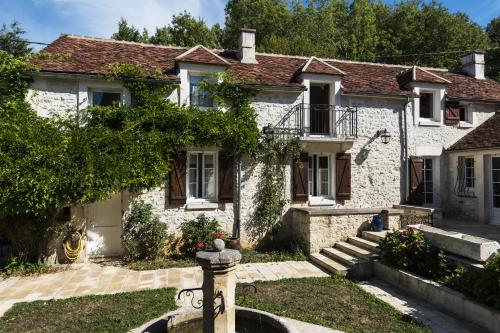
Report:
196,246,241,333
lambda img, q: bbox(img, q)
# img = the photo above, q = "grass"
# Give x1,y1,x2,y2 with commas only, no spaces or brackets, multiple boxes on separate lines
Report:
128,247,307,270
0,288,177,333
236,276,432,333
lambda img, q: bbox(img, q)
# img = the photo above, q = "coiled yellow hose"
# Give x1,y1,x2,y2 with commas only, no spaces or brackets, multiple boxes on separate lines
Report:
63,231,83,261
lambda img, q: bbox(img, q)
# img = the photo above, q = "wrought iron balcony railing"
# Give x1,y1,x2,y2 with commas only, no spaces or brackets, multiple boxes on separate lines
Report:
271,103,358,139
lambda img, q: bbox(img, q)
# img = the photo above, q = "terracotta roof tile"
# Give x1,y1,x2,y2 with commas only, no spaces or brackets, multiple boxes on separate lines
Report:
176,45,229,66
31,35,500,102
448,113,500,151
397,66,450,86
302,57,345,76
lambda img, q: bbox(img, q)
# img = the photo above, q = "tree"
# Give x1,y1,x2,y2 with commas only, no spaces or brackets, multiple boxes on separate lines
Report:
486,17,500,81
111,18,148,43
347,0,378,61
0,21,32,57
168,12,221,48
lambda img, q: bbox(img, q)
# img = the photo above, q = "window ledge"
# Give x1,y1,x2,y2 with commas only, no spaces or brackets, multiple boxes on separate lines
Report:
308,199,336,206
185,201,219,210
458,122,473,129
419,120,441,127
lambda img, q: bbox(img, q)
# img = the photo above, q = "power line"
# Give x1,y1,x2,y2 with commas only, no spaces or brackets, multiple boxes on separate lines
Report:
376,47,500,58
0,37,50,45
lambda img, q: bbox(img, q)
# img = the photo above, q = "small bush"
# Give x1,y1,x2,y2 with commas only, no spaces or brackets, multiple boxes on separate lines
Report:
1,257,52,276
379,228,449,280
441,253,500,310
179,214,227,256
122,201,166,260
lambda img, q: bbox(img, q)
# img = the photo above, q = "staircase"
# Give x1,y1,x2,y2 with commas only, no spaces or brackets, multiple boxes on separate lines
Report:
310,230,387,280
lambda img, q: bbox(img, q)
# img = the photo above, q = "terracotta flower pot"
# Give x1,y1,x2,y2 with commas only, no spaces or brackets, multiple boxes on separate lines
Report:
227,237,240,250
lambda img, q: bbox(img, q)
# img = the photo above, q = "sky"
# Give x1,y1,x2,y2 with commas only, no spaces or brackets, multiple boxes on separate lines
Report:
0,0,499,49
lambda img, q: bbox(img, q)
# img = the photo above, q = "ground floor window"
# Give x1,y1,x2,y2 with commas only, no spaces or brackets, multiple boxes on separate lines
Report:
308,154,330,197
456,156,475,197
422,158,433,204
187,152,216,201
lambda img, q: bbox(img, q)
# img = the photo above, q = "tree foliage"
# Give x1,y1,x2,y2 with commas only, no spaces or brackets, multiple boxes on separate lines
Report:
110,1,494,70
486,17,500,81
0,21,32,57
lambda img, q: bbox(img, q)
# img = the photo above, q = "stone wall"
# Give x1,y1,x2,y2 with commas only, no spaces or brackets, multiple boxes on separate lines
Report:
288,208,402,254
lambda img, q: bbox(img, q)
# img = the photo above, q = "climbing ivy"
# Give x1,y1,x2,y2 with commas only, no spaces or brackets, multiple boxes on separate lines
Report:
246,136,302,242
0,53,259,260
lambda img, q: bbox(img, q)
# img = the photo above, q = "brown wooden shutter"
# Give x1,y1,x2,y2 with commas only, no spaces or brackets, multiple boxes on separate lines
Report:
169,151,186,205
409,157,424,205
218,152,234,203
336,153,351,200
293,153,309,201
445,101,460,125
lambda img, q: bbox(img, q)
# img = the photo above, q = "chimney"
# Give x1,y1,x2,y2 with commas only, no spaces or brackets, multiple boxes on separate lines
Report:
238,28,258,64
461,52,485,80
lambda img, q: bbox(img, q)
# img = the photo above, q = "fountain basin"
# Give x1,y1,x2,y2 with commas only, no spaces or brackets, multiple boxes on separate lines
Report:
409,224,500,262
131,306,298,333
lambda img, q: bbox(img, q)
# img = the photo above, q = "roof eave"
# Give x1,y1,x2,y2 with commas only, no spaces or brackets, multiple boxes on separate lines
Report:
32,70,180,83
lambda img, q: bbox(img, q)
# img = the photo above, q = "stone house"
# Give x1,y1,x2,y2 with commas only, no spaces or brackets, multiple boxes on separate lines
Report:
445,113,500,225
29,29,500,260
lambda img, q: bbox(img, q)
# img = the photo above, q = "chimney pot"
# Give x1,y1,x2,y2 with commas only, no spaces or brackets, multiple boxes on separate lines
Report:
238,28,258,64
461,52,485,80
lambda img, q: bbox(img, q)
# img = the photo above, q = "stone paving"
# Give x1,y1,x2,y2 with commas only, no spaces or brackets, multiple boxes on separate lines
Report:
0,261,328,317
359,279,489,333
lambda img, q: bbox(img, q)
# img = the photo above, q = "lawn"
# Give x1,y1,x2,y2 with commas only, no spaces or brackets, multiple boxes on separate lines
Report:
0,288,177,333
128,247,307,270
236,276,432,333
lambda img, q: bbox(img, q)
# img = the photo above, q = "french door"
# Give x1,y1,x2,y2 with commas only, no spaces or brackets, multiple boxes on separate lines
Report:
491,157,500,225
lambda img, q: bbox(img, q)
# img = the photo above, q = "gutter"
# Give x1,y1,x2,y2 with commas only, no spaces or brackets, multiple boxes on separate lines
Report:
342,91,417,100
446,96,500,105
446,146,500,153
31,70,180,84
233,83,306,92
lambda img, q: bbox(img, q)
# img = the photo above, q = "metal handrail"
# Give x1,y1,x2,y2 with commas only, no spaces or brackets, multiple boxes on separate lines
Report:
273,103,357,138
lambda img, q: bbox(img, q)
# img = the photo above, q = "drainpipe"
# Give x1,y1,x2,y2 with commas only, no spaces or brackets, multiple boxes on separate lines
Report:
236,155,242,239
403,97,410,203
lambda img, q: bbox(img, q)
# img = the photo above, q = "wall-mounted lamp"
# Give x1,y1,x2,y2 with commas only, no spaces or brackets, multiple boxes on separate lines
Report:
262,125,274,141
376,129,391,144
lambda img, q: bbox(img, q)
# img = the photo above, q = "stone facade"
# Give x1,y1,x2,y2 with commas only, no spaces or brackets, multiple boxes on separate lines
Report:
27,75,498,256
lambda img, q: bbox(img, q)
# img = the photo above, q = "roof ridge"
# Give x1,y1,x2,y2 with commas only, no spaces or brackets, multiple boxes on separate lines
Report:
57,34,449,72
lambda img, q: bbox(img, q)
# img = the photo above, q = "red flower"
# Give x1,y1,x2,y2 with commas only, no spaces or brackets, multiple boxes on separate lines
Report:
215,232,224,239
196,242,205,250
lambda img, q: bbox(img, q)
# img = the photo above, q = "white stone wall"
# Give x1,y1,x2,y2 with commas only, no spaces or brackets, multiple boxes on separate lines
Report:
27,76,499,244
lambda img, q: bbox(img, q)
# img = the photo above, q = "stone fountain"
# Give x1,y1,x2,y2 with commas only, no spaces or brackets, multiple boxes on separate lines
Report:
133,239,296,333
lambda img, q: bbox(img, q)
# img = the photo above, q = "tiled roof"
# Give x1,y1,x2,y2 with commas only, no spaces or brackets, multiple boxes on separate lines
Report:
175,45,229,66
397,66,451,86
301,57,345,76
448,113,500,151
31,34,500,102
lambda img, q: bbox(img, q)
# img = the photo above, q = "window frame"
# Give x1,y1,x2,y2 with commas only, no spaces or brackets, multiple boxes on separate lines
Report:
189,74,215,108
419,92,434,119
422,158,434,205
186,151,218,202
308,154,332,199
464,157,475,190
89,89,123,107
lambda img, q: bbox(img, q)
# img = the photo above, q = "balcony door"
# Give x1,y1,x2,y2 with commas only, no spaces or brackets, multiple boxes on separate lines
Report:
310,84,330,135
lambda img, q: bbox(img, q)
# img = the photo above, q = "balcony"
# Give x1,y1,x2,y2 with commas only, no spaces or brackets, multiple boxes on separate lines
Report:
270,103,358,141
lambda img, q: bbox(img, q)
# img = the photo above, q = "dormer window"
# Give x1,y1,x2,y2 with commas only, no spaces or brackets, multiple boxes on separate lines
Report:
420,93,433,119
189,75,214,108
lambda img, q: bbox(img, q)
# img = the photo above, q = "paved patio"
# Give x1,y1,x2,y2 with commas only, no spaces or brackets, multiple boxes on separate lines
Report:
0,261,328,317
437,218,500,243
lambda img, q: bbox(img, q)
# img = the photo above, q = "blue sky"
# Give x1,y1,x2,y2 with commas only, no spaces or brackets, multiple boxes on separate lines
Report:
0,0,499,49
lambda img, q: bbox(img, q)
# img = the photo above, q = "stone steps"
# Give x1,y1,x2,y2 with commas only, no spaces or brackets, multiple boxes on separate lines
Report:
362,230,387,243
310,253,349,276
348,236,380,253
310,230,388,280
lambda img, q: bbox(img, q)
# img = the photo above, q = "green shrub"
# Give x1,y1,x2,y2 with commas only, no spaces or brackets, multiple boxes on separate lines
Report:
379,228,449,280
1,257,52,276
122,201,166,260
179,214,227,256
441,253,500,310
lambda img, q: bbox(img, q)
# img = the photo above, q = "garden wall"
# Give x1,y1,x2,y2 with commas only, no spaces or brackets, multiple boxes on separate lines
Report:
374,261,500,333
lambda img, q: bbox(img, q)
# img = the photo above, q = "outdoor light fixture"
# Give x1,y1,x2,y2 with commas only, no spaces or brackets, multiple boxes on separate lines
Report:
376,129,391,144
262,125,274,141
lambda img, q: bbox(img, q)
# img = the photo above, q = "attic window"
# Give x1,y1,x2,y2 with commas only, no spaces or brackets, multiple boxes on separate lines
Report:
420,93,433,119
190,76,214,108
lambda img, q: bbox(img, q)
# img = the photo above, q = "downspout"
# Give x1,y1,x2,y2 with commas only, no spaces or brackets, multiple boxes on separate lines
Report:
236,155,242,239
404,96,410,203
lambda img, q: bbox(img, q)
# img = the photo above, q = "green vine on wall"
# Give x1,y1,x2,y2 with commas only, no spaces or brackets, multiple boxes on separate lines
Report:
246,136,303,242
